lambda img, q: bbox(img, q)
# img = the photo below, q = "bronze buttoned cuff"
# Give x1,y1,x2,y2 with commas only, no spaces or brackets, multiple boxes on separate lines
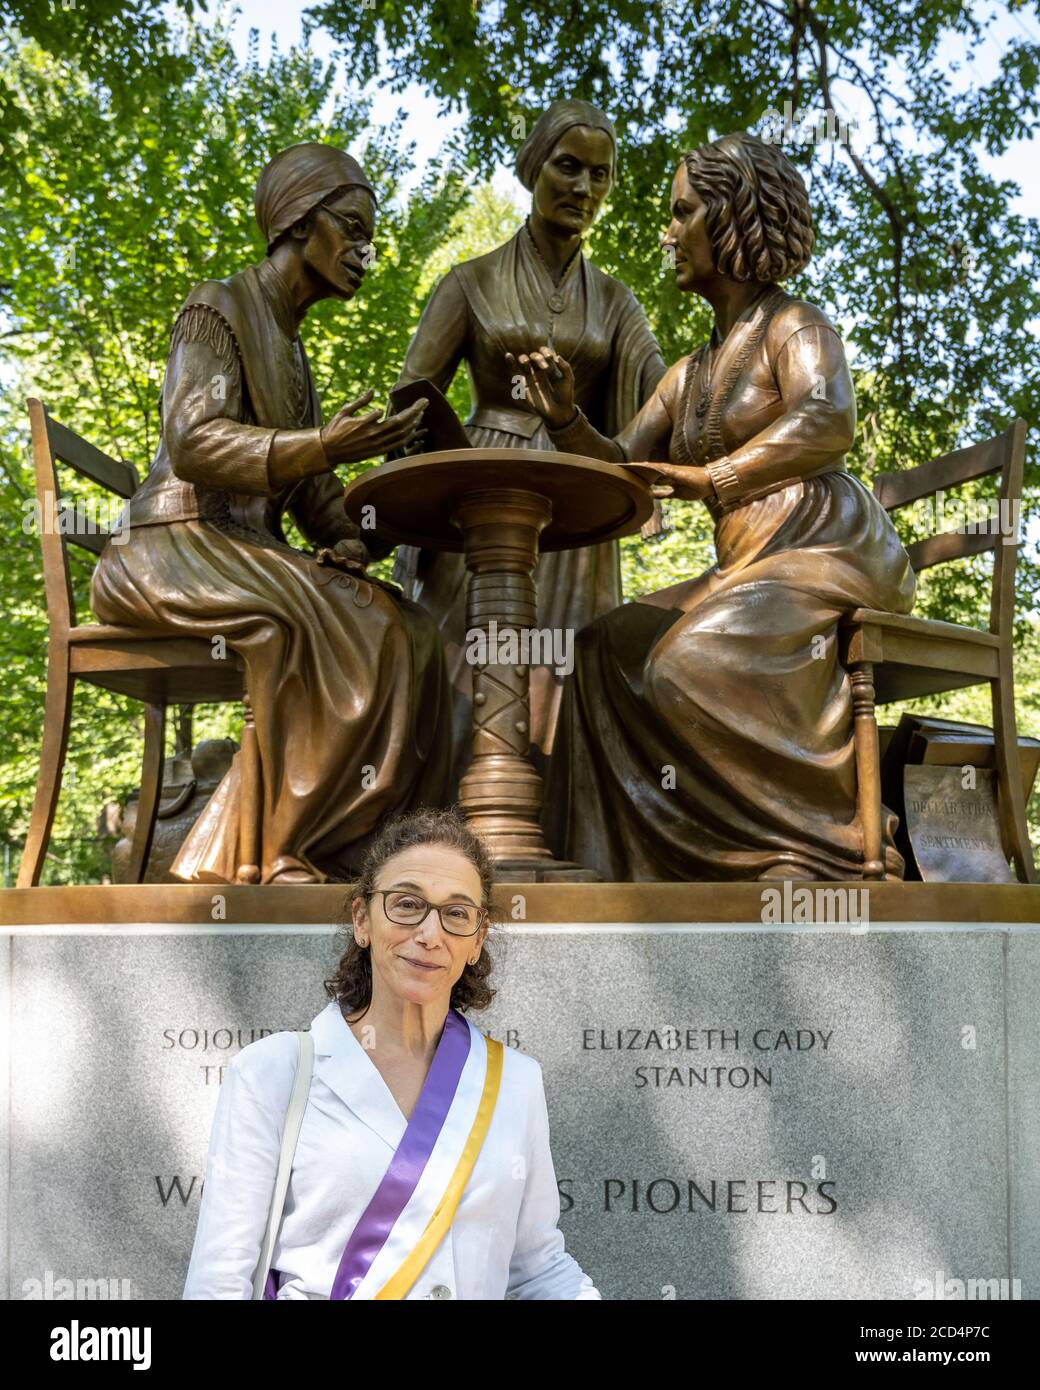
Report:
705,456,743,506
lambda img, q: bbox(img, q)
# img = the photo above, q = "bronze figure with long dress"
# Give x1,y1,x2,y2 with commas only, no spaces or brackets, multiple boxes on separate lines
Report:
392,99,666,788
90,143,451,885
515,132,916,882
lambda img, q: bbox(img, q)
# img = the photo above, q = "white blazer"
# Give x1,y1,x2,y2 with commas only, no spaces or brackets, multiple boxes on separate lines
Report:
183,999,600,1300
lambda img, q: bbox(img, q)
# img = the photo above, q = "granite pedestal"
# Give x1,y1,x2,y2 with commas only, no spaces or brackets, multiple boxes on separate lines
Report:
1,884,1037,1300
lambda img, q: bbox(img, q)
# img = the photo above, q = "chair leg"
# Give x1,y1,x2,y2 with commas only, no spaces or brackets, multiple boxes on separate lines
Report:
17,645,73,888
126,702,166,885
236,690,262,884
850,662,885,881
991,664,1036,883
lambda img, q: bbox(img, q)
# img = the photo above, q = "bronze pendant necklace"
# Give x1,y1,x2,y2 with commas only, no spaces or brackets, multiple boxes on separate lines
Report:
702,286,787,461
696,284,777,420
524,220,581,346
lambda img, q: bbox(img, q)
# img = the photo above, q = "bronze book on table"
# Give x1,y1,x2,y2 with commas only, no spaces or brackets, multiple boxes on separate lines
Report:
388,378,470,453
389,378,668,543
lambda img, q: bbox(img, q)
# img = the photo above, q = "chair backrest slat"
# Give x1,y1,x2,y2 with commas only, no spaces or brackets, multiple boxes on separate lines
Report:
905,528,1000,572
66,528,109,557
874,434,1006,510
26,397,139,639
990,419,1027,642
872,419,1026,642
28,398,75,638
46,415,137,498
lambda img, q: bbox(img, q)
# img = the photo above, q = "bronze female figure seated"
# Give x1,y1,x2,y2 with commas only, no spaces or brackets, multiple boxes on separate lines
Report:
513,133,916,882
91,144,451,885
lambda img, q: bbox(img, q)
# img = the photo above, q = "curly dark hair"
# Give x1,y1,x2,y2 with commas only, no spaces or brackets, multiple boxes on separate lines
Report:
682,132,814,284
323,806,497,1020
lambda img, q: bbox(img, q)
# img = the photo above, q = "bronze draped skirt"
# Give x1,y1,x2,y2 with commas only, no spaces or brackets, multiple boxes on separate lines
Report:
90,519,453,883
541,471,917,881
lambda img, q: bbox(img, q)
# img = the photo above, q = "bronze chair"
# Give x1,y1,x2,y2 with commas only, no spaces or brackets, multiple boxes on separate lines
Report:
17,398,263,887
841,418,1035,883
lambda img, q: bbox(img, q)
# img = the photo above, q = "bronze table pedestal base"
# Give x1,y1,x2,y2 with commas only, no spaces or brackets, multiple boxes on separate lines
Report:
454,487,598,882
344,448,652,883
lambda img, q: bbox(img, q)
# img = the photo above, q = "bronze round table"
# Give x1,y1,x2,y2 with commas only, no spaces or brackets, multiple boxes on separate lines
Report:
344,448,653,881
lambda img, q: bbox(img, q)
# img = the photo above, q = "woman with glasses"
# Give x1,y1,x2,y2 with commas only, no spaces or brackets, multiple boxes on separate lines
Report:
183,807,599,1300
90,143,448,885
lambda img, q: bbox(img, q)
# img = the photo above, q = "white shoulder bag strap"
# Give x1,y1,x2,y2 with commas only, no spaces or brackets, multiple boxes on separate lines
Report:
251,1029,315,1300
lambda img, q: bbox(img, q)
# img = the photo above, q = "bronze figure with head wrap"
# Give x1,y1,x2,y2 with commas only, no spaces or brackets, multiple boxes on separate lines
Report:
90,142,450,885
255,142,377,251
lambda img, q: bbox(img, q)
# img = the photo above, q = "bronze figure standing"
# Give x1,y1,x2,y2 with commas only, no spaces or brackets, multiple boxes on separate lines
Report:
392,99,666,788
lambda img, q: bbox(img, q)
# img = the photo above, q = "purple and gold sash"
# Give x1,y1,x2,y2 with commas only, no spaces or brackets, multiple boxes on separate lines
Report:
265,1009,502,1300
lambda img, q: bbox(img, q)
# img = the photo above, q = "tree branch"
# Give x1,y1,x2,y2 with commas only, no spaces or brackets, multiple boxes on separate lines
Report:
803,3,908,389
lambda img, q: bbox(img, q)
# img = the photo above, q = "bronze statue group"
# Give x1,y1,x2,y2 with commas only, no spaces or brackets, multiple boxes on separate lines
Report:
92,101,914,886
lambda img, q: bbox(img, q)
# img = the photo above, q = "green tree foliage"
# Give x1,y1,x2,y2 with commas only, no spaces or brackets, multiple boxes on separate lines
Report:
0,13,468,879
0,1,199,181
1,2,1037,877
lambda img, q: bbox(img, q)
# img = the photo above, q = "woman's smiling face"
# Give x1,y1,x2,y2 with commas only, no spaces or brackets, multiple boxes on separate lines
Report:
352,843,488,1006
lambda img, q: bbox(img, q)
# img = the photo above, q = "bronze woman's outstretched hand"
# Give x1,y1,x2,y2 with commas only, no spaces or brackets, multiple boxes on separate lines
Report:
623,459,715,502
506,347,576,429
320,389,429,466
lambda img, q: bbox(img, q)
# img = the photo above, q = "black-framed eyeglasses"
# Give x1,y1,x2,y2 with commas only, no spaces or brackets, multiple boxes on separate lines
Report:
368,889,487,937
319,203,372,246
